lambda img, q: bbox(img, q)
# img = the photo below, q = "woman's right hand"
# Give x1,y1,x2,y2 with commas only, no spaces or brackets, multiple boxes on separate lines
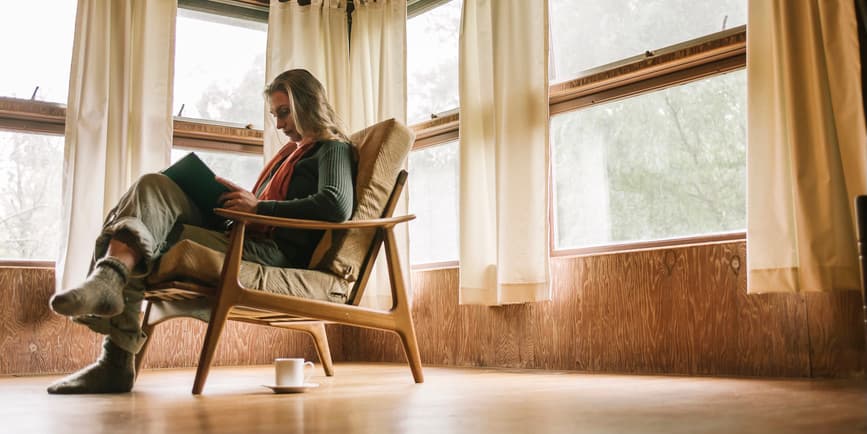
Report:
216,176,259,213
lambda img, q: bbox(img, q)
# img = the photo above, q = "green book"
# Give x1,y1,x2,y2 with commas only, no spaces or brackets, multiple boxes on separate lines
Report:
162,152,230,219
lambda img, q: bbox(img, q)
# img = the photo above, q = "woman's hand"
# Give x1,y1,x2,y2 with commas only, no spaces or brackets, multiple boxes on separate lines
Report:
216,176,259,213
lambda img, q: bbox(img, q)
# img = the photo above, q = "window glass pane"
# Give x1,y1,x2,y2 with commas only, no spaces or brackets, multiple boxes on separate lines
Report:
0,1,77,102
171,149,263,192
551,69,746,249
407,0,462,125
174,9,267,128
0,131,64,260
549,0,746,82
408,141,458,264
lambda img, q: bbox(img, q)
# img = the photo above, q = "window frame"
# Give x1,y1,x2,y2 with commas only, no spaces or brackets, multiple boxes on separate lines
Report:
407,25,747,267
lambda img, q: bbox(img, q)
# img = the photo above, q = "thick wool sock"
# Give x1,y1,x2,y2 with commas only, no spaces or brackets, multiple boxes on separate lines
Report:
46,338,135,394
50,257,130,318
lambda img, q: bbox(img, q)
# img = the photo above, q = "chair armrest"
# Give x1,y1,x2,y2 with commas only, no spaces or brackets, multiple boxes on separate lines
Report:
213,208,415,230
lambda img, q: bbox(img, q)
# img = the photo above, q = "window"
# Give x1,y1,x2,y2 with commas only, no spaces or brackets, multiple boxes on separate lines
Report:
0,131,64,260
406,0,462,125
171,148,263,192
408,141,459,265
405,0,747,261
551,70,746,250
547,0,748,253
406,0,462,265
173,8,267,128
0,1,77,102
548,0,746,82
0,2,76,262
171,7,267,194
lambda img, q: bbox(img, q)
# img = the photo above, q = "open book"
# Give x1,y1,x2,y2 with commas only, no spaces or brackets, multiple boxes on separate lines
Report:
162,152,230,219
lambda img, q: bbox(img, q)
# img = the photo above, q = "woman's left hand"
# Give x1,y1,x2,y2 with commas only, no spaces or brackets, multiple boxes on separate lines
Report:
216,176,259,213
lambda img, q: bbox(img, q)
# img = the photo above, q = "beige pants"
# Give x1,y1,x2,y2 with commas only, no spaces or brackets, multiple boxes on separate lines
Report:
73,173,323,354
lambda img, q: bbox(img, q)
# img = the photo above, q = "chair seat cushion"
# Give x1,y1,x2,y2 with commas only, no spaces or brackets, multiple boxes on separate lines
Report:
148,240,350,302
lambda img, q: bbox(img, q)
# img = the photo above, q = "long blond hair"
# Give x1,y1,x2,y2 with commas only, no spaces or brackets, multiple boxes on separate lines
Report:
265,69,350,143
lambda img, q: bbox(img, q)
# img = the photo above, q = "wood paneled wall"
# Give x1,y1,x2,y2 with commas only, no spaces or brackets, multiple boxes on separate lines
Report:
341,242,866,377
0,267,329,376
3,240,864,377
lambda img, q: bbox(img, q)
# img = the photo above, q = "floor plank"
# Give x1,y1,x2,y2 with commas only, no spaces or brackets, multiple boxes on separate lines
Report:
2,363,865,434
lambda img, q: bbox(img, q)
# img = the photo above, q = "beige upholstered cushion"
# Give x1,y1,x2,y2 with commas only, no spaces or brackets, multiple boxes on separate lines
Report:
148,239,350,301
307,118,414,283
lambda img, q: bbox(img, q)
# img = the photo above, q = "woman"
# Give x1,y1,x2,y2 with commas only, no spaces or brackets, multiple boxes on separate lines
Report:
47,69,356,394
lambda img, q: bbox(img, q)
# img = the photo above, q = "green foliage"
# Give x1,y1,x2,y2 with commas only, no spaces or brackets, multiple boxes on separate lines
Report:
552,70,746,248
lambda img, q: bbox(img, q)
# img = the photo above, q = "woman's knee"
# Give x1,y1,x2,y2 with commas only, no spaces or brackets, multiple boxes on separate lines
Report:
135,173,173,191
129,173,181,199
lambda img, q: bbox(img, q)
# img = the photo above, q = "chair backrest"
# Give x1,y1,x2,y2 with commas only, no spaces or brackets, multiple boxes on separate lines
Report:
307,118,414,297
344,170,408,305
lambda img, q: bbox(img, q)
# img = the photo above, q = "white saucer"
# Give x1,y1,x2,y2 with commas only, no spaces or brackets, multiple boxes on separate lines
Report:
262,383,320,394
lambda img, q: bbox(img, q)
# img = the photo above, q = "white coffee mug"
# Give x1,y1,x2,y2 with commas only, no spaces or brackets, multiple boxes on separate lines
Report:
275,358,314,387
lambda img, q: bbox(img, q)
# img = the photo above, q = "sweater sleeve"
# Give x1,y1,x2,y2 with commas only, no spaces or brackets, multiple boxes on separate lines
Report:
256,141,355,222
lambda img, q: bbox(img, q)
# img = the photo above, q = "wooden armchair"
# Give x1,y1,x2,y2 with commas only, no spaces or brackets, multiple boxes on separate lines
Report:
136,119,422,394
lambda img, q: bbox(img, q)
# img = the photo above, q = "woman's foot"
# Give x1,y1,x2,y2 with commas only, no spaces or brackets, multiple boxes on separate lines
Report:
47,338,135,394
50,257,129,318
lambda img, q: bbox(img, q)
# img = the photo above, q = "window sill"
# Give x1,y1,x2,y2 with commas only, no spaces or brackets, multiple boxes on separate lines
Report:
0,260,55,269
410,260,459,271
551,231,746,258
0,97,265,153
409,232,745,271
173,118,263,154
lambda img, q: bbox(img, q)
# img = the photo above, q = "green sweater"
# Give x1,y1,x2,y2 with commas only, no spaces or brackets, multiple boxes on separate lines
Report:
255,140,356,267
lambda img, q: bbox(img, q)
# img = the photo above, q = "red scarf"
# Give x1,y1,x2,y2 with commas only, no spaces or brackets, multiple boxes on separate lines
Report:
246,138,315,237
253,137,316,201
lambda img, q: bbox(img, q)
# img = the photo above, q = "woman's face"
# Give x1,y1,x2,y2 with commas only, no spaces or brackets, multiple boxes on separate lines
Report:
269,90,302,142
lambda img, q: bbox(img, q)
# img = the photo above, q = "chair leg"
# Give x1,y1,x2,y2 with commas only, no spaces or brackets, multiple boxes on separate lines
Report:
282,323,334,377
192,300,232,395
310,323,334,377
283,322,334,377
396,325,424,384
135,302,154,380
383,228,424,383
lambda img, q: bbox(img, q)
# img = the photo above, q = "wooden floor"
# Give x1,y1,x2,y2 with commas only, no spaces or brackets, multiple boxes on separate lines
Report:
2,363,865,434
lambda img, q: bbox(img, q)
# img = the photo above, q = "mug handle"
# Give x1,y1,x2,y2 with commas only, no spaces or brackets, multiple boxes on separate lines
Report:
303,361,315,383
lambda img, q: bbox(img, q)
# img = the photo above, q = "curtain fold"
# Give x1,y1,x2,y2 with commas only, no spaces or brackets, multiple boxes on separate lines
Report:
458,0,550,305
264,0,350,159
348,0,407,132
348,0,408,309
57,0,176,292
747,0,867,293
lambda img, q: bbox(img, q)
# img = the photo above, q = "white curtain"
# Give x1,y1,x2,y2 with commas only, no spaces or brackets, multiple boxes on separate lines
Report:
264,0,350,159
747,0,867,293
349,0,408,309
458,0,550,305
57,0,176,292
